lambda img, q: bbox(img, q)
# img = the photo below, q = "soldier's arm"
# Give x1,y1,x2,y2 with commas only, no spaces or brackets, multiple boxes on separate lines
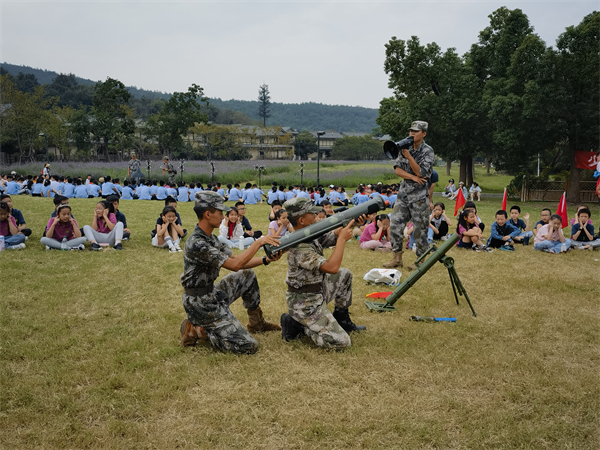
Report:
320,221,354,274
395,166,427,185
222,235,280,272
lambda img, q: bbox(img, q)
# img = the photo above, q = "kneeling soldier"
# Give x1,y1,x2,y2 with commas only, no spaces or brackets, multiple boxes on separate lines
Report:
180,191,282,354
280,197,366,349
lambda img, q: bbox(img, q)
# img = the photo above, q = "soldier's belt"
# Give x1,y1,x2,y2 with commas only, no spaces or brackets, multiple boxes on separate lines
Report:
184,285,214,296
287,283,322,294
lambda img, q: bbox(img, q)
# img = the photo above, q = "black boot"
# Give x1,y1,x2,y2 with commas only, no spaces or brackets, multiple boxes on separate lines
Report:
333,308,366,333
281,313,304,341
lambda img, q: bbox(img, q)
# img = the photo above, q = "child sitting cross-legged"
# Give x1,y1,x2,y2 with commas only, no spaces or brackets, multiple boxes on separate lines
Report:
0,201,26,250
359,213,392,253
152,205,183,252
487,209,521,251
40,204,87,250
456,209,493,252
508,205,533,245
533,214,571,253
570,207,600,250
83,200,124,251
218,207,254,249
430,202,451,240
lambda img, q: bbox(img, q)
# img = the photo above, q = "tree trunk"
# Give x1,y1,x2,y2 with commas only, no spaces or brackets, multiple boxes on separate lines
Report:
566,138,580,204
486,152,491,175
459,155,469,184
469,157,475,186
445,160,451,176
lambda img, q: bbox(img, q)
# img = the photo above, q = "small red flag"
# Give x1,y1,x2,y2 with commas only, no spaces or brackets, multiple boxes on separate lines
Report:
366,292,393,298
454,187,466,216
501,187,507,211
556,192,568,228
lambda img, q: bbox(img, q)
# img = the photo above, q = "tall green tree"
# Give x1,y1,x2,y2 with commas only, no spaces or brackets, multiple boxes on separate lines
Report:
293,131,317,160
146,84,209,156
91,77,136,160
331,135,382,160
257,84,271,127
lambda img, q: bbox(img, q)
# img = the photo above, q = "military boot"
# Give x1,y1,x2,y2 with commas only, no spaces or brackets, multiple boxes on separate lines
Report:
407,259,423,271
180,319,208,347
383,251,403,268
280,313,305,341
333,308,366,333
247,306,282,333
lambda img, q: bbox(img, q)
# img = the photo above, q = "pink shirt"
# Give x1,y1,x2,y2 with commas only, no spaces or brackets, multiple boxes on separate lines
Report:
268,220,290,237
534,224,561,245
46,218,79,241
0,216,18,236
360,222,382,244
97,213,117,234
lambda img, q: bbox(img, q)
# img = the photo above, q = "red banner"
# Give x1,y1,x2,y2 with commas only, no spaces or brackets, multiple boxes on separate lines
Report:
574,151,598,170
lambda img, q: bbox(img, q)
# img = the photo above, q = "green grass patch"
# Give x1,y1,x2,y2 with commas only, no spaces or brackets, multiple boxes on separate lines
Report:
1,196,599,449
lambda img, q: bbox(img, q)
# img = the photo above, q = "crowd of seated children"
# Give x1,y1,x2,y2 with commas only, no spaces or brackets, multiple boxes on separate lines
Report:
83,200,124,251
487,210,521,251
455,208,493,252
268,208,294,238
430,202,451,240
533,214,570,253
509,205,533,245
570,207,600,250
359,213,392,253
218,207,254,249
40,204,87,250
0,201,26,250
0,194,32,237
152,205,183,252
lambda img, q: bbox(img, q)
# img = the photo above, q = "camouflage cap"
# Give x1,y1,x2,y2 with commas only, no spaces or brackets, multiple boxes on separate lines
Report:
284,197,322,219
408,120,428,131
194,191,230,211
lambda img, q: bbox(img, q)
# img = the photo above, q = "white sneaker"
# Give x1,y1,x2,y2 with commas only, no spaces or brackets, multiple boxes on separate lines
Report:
169,246,179,253
45,245,51,250
174,244,183,252
8,243,26,250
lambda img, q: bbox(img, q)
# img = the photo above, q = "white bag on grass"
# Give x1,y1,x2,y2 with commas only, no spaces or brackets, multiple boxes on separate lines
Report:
363,268,402,285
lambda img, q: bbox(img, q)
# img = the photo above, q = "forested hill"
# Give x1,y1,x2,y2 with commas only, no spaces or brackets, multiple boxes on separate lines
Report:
208,99,378,132
2,63,378,132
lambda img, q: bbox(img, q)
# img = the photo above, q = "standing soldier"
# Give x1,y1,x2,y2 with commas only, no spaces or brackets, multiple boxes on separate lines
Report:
179,191,283,354
279,197,366,349
128,153,143,185
384,120,434,270
162,156,177,186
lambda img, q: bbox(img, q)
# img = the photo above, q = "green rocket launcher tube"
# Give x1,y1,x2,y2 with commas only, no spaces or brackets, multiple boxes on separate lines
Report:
263,197,386,259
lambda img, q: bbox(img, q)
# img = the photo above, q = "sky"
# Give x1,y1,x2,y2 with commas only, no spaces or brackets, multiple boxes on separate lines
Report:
1,0,597,109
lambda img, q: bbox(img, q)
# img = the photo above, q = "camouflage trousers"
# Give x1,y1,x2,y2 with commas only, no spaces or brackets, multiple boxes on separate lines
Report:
390,195,430,256
182,269,260,354
285,268,353,349
168,172,176,186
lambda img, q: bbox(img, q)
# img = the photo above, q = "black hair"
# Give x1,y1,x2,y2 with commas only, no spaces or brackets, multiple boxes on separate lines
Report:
165,196,177,206
53,195,68,206
105,175,111,182
0,201,10,212
55,203,72,215
510,205,521,213
374,213,390,233
227,184,232,189
433,202,445,211
159,180,165,186
495,210,508,218
464,201,476,210
0,194,10,201
271,200,281,207
550,214,562,223
226,207,238,218
161,205,177,217
456,209,475,234
235,201,245,208
96,200,114,214
321,200,331,206
541,208,552,214
107,195,119,204
577,207,591,217
275,209,287,220
271,186,277,193
245,183,252,189
124,179,129,186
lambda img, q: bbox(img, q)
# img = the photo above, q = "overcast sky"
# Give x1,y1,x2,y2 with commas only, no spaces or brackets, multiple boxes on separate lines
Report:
1,0,597,108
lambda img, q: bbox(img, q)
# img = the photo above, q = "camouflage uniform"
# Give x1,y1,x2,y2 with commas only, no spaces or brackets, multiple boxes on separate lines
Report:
283,198,352,349
181,192,261,354
128,157,144,183
390,122,435,257
164,160,176,185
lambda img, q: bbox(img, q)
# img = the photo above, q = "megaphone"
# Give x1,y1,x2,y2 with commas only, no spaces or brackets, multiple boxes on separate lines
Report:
383,136,414,159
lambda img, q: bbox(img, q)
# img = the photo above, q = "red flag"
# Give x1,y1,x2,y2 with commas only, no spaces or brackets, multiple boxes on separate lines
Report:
556,192,568,228
501,187,507,211
454,188,466,216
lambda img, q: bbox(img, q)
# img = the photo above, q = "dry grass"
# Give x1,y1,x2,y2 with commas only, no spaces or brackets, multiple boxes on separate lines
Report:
1,195,599,449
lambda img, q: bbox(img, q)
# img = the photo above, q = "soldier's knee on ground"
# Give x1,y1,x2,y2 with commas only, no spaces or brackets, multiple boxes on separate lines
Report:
207,320,259,354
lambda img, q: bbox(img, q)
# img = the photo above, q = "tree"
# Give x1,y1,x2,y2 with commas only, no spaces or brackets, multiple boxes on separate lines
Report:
293,131,317,160
44,74,94,109
257,84,271,127
331,135,382,160
192,123,250,160
91,77,136,160
146,84,209,156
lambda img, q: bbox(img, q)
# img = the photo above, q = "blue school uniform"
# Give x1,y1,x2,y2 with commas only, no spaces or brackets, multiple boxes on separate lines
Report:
101,182,114,197
150,185,158,196
297,191,310,199
32,183,43,195
74,185,89,198
89,184,101,197
121,186,134,200
166,187,177,198
228,188,241,202
243,189,257,205
217,188,225,197
285,191,295,201
113,184,123,195
253,188,264,203
267,191,278,204
62,183,75,198
41,185,51,197
156,186,168,200
137,185,152,200
6,181,19,195
177,187,190,202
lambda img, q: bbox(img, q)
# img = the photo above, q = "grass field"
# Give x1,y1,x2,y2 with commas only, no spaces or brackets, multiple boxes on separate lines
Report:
1,195,599,449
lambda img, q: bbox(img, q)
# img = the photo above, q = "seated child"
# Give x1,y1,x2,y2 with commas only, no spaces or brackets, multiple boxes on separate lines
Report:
107,195,131,240
268,208,294,238
120,179,136,200
430,202,451,240
455,209,492,252
469,182,482,201
315,210,327,222
151,197,187,239
152,205,183,252
359,213,392,252
509,205,533,245
0,194,32,236
0,201,26,250
463,201,485,232
570,207,600,250
83,200,125,251
353,211,376,239
267,200,282,222
40,204,87,250
487,210,521,250
533,214,571,253
234,201,262,239
320,200,334,217
177,181,189,202
218,207,254,249
533,208,551,236
570,205,593,227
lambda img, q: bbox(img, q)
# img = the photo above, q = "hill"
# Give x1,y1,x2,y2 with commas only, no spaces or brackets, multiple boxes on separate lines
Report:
1,63,379,131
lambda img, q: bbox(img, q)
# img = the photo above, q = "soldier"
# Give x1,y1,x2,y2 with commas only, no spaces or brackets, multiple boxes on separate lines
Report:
279,197,366,349
384,120,434,270
162,156,177,186
127,153,143,185
179,191,283,354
